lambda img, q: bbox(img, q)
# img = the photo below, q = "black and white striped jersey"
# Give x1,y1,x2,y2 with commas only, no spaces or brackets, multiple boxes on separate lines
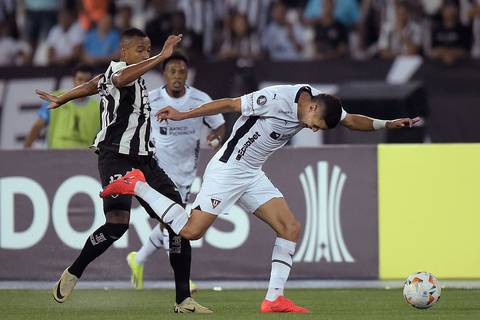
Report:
93,61,154,156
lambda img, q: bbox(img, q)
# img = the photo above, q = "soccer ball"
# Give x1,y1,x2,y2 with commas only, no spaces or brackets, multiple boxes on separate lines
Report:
403,272,441,309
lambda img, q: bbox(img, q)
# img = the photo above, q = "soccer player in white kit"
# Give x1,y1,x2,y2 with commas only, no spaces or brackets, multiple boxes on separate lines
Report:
101,83,419,313
126,52,225,289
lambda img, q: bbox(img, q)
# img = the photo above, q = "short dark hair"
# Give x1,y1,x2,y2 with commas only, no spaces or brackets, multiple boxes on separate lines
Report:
312,94,343,129
72,64,94,76
162,52,189,71
121,28,147,40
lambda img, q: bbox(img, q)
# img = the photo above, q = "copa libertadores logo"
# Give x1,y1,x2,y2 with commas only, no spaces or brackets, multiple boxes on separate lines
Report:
294,161,355,263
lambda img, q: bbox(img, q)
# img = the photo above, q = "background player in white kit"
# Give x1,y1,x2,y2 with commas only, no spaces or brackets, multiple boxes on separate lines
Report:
101,84,419,313
127,52,225,289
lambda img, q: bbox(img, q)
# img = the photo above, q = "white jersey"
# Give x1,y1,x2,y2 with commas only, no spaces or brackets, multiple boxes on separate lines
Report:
210,84,347,171
149,85,225,187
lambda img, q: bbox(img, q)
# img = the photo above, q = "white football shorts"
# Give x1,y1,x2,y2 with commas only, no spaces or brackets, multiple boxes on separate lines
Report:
193,165,283,215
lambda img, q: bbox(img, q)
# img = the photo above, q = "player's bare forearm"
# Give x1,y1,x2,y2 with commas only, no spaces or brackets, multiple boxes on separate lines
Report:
112,54,166,87
158,98,240,122
341,114,377,131
36,74,101,109
113,34,182,87
60,75,101,102
341,114,420,131
24,118,46,148
213,124,226,141
187,98,240,118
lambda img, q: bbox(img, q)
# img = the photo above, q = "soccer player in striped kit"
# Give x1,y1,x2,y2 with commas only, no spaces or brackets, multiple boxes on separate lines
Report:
36,29,212,313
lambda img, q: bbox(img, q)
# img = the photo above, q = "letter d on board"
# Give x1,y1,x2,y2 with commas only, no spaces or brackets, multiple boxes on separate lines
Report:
0,177,49,249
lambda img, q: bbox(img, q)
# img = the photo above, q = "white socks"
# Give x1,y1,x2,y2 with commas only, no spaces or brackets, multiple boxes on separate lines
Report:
266,237,296,301
134,224,170,265
134,181,188,234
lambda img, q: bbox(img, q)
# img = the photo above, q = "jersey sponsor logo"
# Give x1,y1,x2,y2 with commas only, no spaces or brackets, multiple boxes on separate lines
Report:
270,131,281,140
211,198,221,209
294,161,355,264
257,95,267,105
158,126,196,136
235,132,261,160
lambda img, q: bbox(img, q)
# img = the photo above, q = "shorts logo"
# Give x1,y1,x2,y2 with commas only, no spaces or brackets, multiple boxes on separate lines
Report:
211,198,221,209
257,95,267,105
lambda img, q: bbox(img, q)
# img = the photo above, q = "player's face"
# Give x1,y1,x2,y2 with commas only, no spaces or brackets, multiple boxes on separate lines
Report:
122,36,151,65
302,104,328,132
73,71,94,87
163,60,188,92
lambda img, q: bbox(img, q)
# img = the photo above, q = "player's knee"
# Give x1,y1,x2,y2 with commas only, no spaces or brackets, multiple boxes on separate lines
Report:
180,226,204,241
283,219,302,242
104,223,129,240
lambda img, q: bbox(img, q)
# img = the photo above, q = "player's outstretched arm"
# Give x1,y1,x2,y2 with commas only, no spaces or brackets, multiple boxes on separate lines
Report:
35,74,102,109
157,98,241,121
112,34,182,87
340,114,420,131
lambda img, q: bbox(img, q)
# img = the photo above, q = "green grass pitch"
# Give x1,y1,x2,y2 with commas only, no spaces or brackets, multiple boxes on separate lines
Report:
1,288,479,320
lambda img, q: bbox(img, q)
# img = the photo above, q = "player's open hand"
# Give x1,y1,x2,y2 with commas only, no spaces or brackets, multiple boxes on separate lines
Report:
156,106,185,122
386,117,421,129
35,89,63,109
160,34,183,59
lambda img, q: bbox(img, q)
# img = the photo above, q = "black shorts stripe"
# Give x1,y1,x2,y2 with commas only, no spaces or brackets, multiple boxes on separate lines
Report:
219,116,258,163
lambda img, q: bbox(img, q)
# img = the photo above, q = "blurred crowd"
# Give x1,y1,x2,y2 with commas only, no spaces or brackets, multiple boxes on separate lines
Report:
1,0,479,66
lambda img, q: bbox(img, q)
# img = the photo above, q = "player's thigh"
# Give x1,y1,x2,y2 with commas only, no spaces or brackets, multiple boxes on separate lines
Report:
98,150,134,216
239,174,301,241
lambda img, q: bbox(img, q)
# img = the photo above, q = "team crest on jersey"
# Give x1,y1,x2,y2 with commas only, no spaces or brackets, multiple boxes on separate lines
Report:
257,95,267,105
211,198,222,209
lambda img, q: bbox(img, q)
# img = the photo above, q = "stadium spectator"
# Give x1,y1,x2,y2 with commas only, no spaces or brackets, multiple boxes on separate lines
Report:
218,11,262,60
23,0,60,58
145,0,176,51
462,0,480,57
0,0,18,38
0,21,31,66
263,1,307,60
430,2,472,64
115,3,134,31
312,0,348,59
24,65,99,149
378,1,422,59
78,0,111,30
221,0,273,33
177,0,217,56
81,14,120,65
169,11,204,58
46,8,85,66
303,0,360,28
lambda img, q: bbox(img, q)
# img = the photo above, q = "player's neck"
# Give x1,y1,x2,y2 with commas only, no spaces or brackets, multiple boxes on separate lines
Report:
166,87,186,98
296,92,311,121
